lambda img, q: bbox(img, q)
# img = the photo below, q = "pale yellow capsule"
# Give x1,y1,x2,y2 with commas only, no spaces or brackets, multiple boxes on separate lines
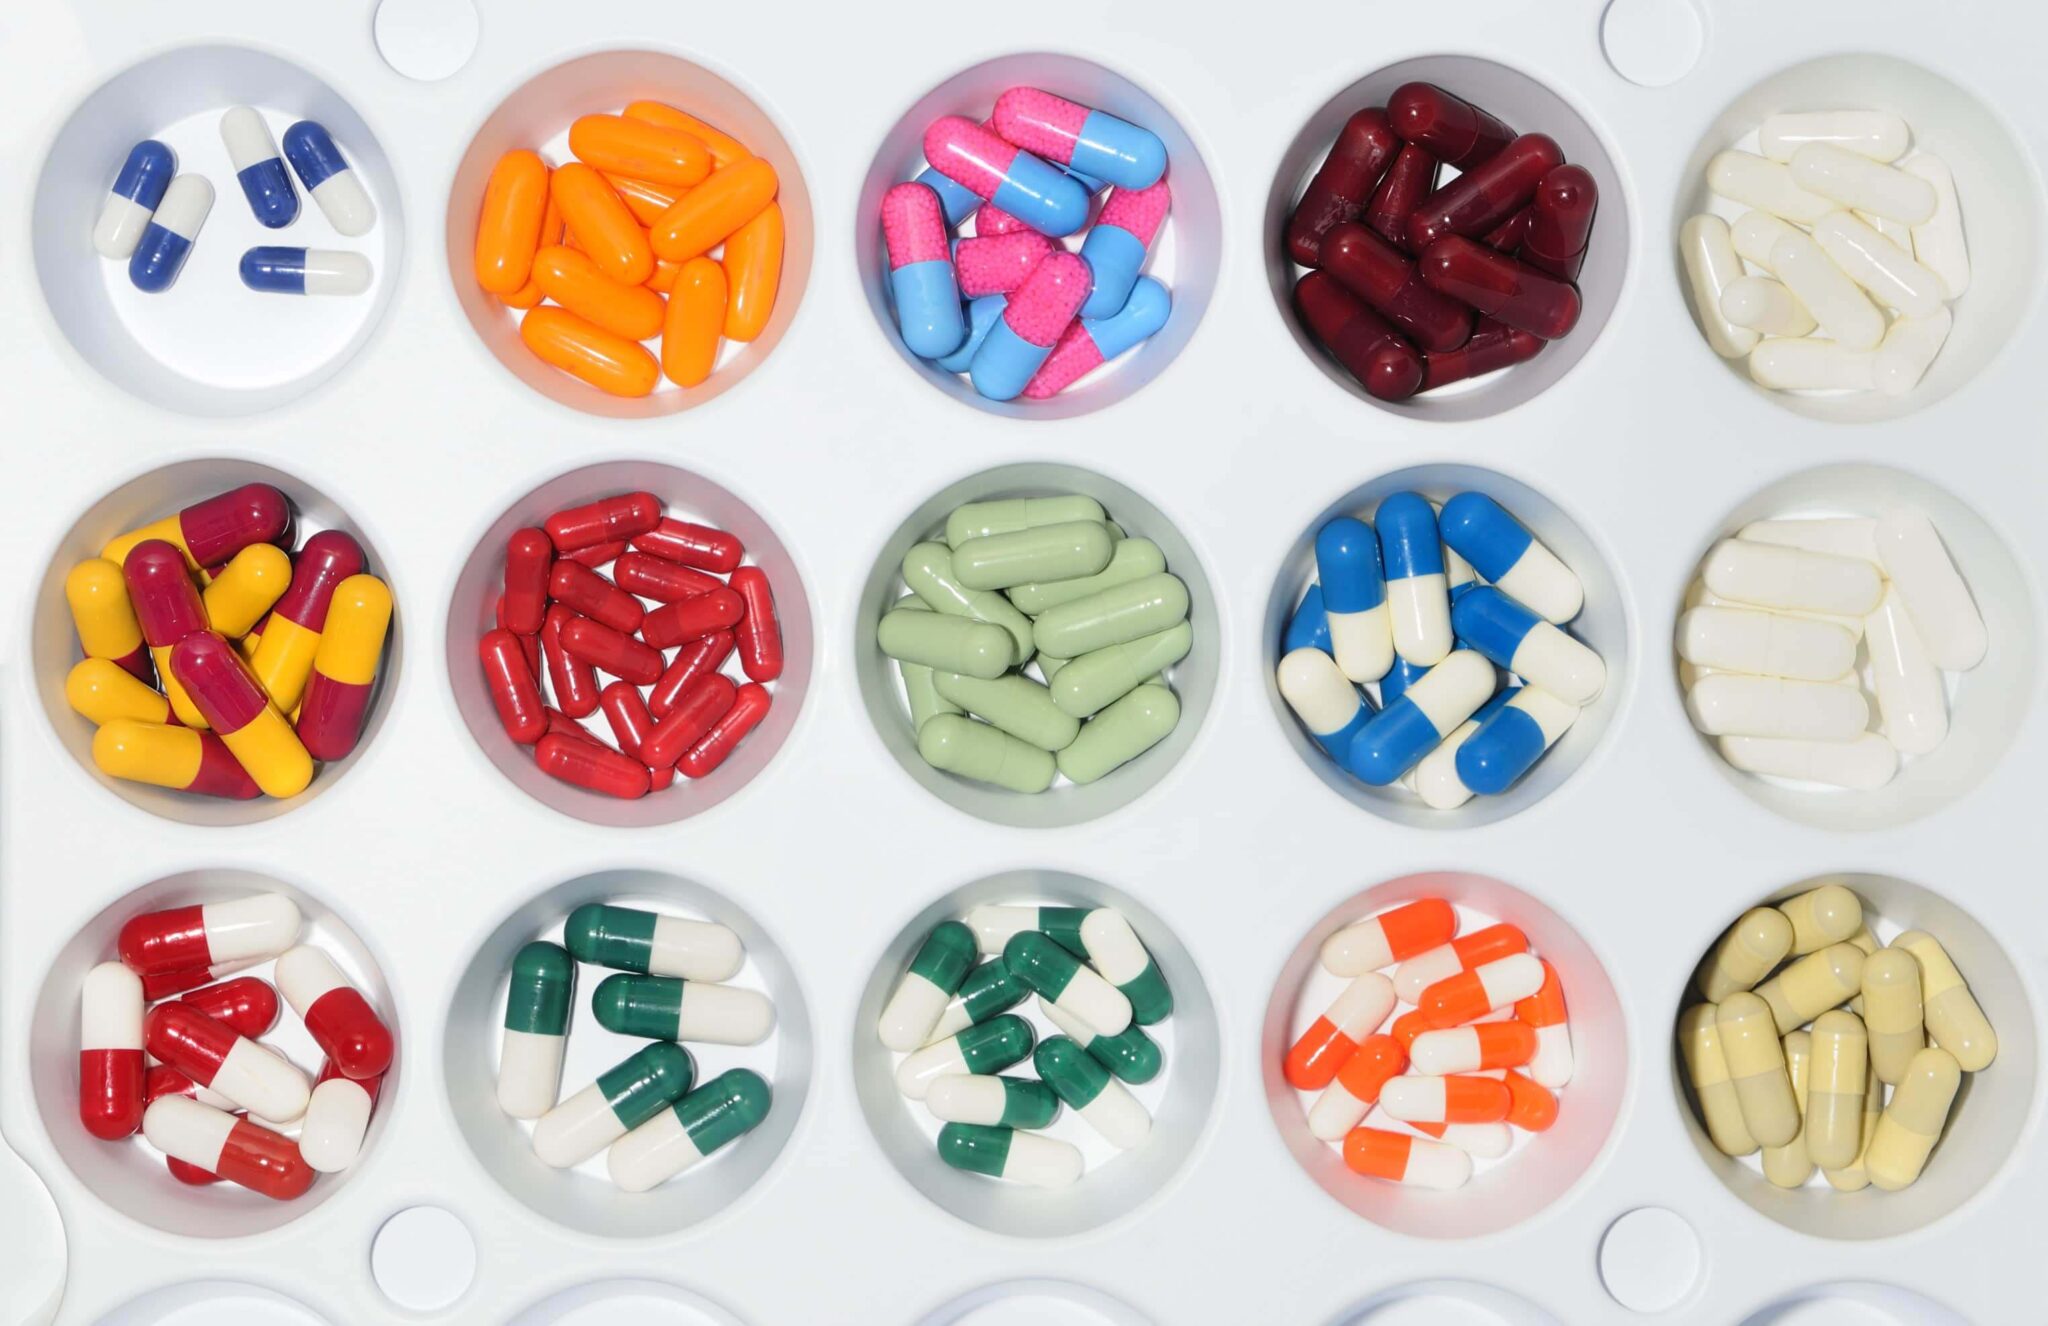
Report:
1892,931,1996,1072
1678,1004,1757,1156
1823,1066,1885,1191
1697,907,1793,1003
1805,1010,1868,1170
1843,925,1880,956
1861,947,1926,1085
1756,943,1865,1035
1716,993,1800,1148
1763,1030,1815,1188
1777,884,1862,955
1867,1046,1961,1192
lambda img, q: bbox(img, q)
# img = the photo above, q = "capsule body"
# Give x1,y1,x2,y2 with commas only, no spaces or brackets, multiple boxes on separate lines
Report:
144,1002,309,1122
283,121,375,236
1453,587,1604,705
297,574,391,761
276,945,392,1080
499,941,573,1119
251,529,367,715
221,107,300,228
144,1097,314,1200
80,962,146,1140
924,116,1091,238
95,140,177,258
1285,972,1396,1090
1439,493,1583,623
1080,180,1170,317
969,252,1093,401
1320,899,1458,976
301,1062,379,1173
882,182,965,359
532,1042,696,1168
172,633,313,798
564,904,743,981
130,176,214,292
937,1122,1082,1187
607,1069,771,1192
1316,516,1394,683
1376,493,1453,666
119,893,301,975
1346,650,1496,785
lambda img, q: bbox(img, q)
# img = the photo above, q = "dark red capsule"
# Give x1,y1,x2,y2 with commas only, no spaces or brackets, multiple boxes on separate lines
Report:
632,518,744,572
481,628,546,744
535,733,650,799
561,617,664,686
1419,235,1582,341
1363,144,1439,252
642,587,745,649
649,631,736,718
542,606,601,718
1321,222,1473,353
549,561,643,634
1387,82,1514,169
642,673,738,769
1405,134,1563,252
180,484,293,568
1481,207,1532,251
729,567,783,682
502,528,552,635
1287,108,1399,268
1294,271,1424,402
1422,317,1546,391
271,531,364,632
1519,164,1598,281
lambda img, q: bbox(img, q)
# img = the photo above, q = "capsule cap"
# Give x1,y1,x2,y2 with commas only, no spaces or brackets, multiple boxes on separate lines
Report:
674,1068,771,1154
506,941,574,1035
1034,1035,1110,1107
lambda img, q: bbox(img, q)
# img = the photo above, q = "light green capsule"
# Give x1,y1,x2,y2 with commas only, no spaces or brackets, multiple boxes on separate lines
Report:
1035,653,1070,682
1103,521,1126,542
917,714,1056,792
1058,684,1179,783
902,541,1034,664
933,671,1079,752
1006,538,1166,615
1032,572,1189,659
952,521,1115,591
1050,622,1192,718
946,496,1106,548
878,609,1012,680
901,660,960,731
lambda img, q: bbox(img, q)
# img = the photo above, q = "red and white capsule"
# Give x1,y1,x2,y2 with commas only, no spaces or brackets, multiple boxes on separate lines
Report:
143,1096,315,1201
80,962,145,1139
180,976,281,1039
276,945,393,1081
301,1061,380,1172
144,1002,309,1122
118,893,301,976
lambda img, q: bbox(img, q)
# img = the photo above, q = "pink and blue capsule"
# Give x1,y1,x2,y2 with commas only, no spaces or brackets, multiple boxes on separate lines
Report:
974,204,1030,237
1278,646,1375,757
93,140,176,259
1022,274,1170,399
913,165,982,228
1284,584,1330,655
1079,179,1170,318
936,294,1005,374
129,176,215,293
240,247,373,296
993,88,1167,192
882,182,966,359
924,116,1091,239
1377,493,1454,667
282,121,375,237
1451,587,1605,707
1456,685,1579,795
1316,517,1393,684
969,250,1091,401
221,107,300,229
1439,492,1583,624
1346,650,1495,786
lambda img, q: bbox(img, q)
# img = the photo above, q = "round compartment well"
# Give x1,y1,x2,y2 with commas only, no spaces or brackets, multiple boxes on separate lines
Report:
920,1279,1151,1326
1330,1280,1563,1326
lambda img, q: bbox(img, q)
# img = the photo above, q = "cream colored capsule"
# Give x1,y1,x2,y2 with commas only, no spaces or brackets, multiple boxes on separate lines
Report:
1679,1004,1758,1157
1844,926,1880,956
1697,907,1793,1003
1867,1046,1961,1191
1805,1010,1869,1170
1892,930,1996,1071
1756,943,1866,1035
1703,539,1884,618
1686,673,1870,742
1873,507,1986,672
1865,586,1948,755
1763,1030,1814,1188
1731,210,1799,268
1791,143,1937,224
1687,579,1864,640
1873,306,1952,397
1824,1067,1886,1191
1679,214,1758,358
1861,947,1926,1085
1759,111,1909,164
1716,992,1800,1148
1902,154,1968,298
1749,339,1877,392
1811,211,1945,318
1717,734,1897,791
1720,275,1815,337
1778,884,1863,955
1677,606,1856,682
1707,150,1833,223
1768,231,1887,352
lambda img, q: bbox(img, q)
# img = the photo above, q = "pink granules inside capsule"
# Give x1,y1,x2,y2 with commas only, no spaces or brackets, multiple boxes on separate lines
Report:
993,87,1090,164
923,116,1018,198
1097,178,1171,244
955,231,1055,298
1021,318,1103,399
1002,251,1091,346
975,204,1028,236
881,182,952,269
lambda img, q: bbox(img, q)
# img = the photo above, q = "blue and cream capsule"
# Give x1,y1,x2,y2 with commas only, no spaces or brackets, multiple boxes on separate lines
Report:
937,294,1006,373
93,140,176,259
1278,647,1374,758
1345,650,1495,786
128,176,214,293
1452,587,1605,706
282,121,375,237
240,247,373,296
1414,683,1520,810
1315,516,1393,683
1456,686,1580,795
1440,492,1584,624
220,107,299,228
1284,583,1331,655
1376,492,1454,666
1380,655,1428,707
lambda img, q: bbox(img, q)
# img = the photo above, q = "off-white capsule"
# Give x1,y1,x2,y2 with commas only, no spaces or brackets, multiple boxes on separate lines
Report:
1760,111,1909,163
1720,274,1816,336
1865,586,1948,755
1749,339,1878,392
1678,605,1857,681
1686,673,1870,741
1873,508,1985,671
1791,143,1937,224
1718,733,1898,790
1872,306,1952,397
1811,211,1944,318
1739,517,1881,566
1768,231,1886,351
1704,539,1884,617
300,1074,375,1173
1680,214,1759,358
1413,716,1482,810
1902,155,1968,298
1707,151,1834,223
1731,210,1799,268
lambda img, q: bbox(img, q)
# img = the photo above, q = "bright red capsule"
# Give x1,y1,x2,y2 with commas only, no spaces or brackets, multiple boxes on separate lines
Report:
535,731,651,798
1321,222,1473,353
143,1097,314,1201
632,517,744,572
729,567,783,682
1288,108,1399,268
1405,133,1564,252
542,606,601,718
1420,235,1582,341
144,1003,309,1122
549,561,644,633
561,616,664,685
277,946,393,1081
502,528,553,634
481,627,547,743
643,673,738,769
562,539,629,568
499,594,542,675
613,551,720,602
1421,317,1545,391
545,492,662,551
168,1154,223,1185
1364,144,1438,250
80,963,145,1140
119,894,299,976
544,707,601,744
647,763,676,791
1519,163,1598,281
1294,271,1425,402
649,631,735,717
142,958,261,1001
642,587,745,649
680,681,770,778
181,976,281,1039
599,680,656,761
1388,82,1514,169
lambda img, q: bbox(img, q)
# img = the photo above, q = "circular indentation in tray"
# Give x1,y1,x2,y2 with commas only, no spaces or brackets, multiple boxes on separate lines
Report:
31,44,404,417
374,0,480,82
26,868,398,1238
445,49,813,419
1266,55,1629,421
1601,0,1705,89
444,868,811,1239
855,51,1220,419
1599,1207,1701,1312
446,460,811,827
372,1205,476,1311
1329,1280,1562,1325
1673,52,2041,422
1264,464,1626,828
32,457,401,827
1264,872,1625,1239
1674,464,2029,830
1672,872,2034,1240
1739,1283,1966,1325
855,462,1217,829
853,869,1218,1238
511,1279,747,1325
98,1280,332,1325
921,1279,1150,1325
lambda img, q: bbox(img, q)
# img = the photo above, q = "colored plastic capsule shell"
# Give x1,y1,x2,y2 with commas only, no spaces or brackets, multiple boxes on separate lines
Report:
593,973,774,1046
481,627,547,743
1343,1125,1471,1189
613,551,719,603
95,139,177,259
1285,972,1396,1090
923,115,1093,240
106,483,294,572
991,87,1167,192
303,1060,380,1173
144,1097,315,1200
501,528,552,633
129,175,214,292
1321,222,1473,353
1294,270,1425,401
1420,317,1544,392
1420,236,1582,341
252,529,367,715
276,945,392,1080
540,605,601,718
650,155,777,261
520,306,660,398
678,681,770,778
633,518,743,572
721,201,783,342
282,120,375,237
500,941,575,1119
532,1042,696,1168
1078,908,1172,1025
240,246,372,296
66,557,152,683
1321,898,1459,976
729,567,783,681
122,537,211,726
536,732,651,799
649,635,735,716
203,543,292,638
532,244,666,341
1405,134,1564,253
547,493,663,551
118,894,301,976
569,113,712,190
80,963,146,1140
937,1121,1082,1187
608,1068,772,1192
172,632,314,799
1420,952,1546,1029
144,1002,309,1122
1364,143,1439,250
566,903,744,982
549,560,643,633
296,574,391,762
1035,1036,1152,1148
475,149,550,294
180,976,281,1040
641,587,745,650
1520,164,1598,280
1004,931,1132,1037
969,251,1093,401
1387,83,1514,170
1289,108,1399,267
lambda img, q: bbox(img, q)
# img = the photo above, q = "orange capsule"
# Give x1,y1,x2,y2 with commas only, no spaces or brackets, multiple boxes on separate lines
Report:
661,257,727,387
1283,973,1394,1091
568,114,711,188
520,306,659,398
475,150,550,295
502,195,564,309
624,100,748,168
645,257,683,294
1504,1068,1559,1132
650,157,778,262
721,201,783,342
607,173,684,228
1342,1126,1471,1189
531,245,666,342
553,162,653,287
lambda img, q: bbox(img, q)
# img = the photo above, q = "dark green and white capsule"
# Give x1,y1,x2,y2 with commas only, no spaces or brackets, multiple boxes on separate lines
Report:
922,959,1028,1045
965,904,1089,958
926,1073,1060,1129
607,1067,772,1192
895,1013,1035,1100
1036,1036,1153,1149
1080,908,1174,1024
1005,931,1133,1036
1037,995,1165,1084
564,903,743,981
879,920,978,1051
936,1122,1082,1188
593,973,776,1045
498,940,574,1119
531,1041,695,1168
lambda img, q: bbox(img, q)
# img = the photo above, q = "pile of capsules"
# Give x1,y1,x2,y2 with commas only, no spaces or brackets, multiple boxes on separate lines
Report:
1679,506,1984,790
498,903,772,1192
1679,883,1994,1193
1278,492,1601,807
80,892,392,1199
876,495,1186,793
1285,898,1572,1190
479,491,782,800
93,112,376,295
66,484,393,802
1682,110,1967,396
473,100,783,398
880,903,1172,1188
882,86,1173,401
1286,82,1597,401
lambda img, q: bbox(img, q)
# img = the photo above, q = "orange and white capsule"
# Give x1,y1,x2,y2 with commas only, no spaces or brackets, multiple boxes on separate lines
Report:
1379,1073,1512,1124
1319,898,1458,976
1421,953,1546,1030
1515,958,1574,1088
1384,1112,1515,1159
1503,1068,1558,1131
1409,1020,1537,1075
1283,972,1395,1090
1342,1125,1472,1189
1308,1034,1406,1140
1393,923,1529,1002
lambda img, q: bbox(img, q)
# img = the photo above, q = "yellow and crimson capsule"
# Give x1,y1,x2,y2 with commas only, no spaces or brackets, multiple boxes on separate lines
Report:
66,558,153,683
203,543,292,639
123,539,210,728
249,530,364,714
102,483,292,576
67,658,172,726
92,719,261,799
171,633,313,798
296,574,391,761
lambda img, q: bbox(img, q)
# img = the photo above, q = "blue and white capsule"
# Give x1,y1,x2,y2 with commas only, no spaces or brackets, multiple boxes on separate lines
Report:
240,247,373,296
1452,587,1605,706
1376,493,1454,666
1456,686,1580,795
1380,655,1427,708
1345,650,1495,786
1414,684,1520,810
221,107,299,229
93,140,176,259
1314,517,1393,683
936,294,1005,374
282,121,375,237
1283,584,1331,655
1445,540,1478,602
1440,492,1584,624
128,176,215,294
1278,647,1375,757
